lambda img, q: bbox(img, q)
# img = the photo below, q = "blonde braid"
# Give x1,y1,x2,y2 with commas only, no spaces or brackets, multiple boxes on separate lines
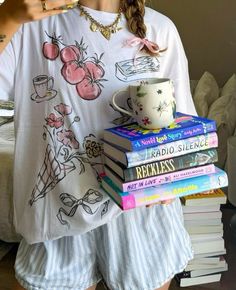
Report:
122,0,147,39
122,0,166,56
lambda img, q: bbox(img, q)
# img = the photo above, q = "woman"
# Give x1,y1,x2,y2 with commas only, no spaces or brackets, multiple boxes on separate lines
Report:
0,1,196,289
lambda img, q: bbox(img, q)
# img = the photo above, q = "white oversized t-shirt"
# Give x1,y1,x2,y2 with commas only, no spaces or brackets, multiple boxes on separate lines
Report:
0,6,197,244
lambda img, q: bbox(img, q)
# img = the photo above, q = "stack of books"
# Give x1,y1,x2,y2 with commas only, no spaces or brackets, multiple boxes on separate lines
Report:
175,188,228,287
101,112,228,210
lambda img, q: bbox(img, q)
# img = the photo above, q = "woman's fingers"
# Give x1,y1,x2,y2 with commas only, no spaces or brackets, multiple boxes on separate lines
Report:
42,0,78,11
146,198,175,208
160,199,174,205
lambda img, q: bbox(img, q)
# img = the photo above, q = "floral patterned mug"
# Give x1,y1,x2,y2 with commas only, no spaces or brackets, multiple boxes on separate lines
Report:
112,78,176,129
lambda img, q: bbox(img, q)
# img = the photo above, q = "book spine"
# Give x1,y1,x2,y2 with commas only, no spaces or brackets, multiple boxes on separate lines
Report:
121,168,228,209
176,272,191,279
121,164,216,192
126,132,218,167
123,148,218,181
132,120,216,150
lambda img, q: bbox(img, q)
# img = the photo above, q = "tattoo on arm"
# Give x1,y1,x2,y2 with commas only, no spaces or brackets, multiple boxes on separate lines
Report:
0,34,6,43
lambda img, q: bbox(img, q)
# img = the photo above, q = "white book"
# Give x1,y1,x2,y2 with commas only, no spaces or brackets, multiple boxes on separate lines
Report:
177,273,222,287
190,231,223,242
185,224,223,234
188,257,221,265
184,261,227,277
185,258,226,271
184,211,222,221
193,249,226,259
184,218,222,226
183,264,228,278
182,204,221,213
192,237,225,255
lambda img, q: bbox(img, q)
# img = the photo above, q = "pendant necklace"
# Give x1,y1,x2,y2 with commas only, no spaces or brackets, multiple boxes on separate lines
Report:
77,2,123,40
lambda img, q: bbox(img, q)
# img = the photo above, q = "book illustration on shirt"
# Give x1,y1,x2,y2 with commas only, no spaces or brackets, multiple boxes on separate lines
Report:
101,167,228,210
104,148,218,182
115,56,160,82
31,74,58,103
103,112,216,151
104,163,216,192
103,132,218,168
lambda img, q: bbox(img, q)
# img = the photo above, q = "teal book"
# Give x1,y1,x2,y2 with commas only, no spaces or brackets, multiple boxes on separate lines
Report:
103,112,216,151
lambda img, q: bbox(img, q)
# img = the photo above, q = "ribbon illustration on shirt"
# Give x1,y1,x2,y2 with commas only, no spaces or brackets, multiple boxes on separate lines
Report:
124,37,166,64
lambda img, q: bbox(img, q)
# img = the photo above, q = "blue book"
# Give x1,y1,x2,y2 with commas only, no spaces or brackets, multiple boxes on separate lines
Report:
103,112,216,151
101,167,228,210
103,132,218,168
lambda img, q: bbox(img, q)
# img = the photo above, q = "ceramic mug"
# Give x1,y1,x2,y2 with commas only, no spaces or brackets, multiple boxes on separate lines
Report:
112,78,176,129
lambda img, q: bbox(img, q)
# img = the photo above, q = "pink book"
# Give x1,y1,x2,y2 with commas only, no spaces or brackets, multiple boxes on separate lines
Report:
101,167,228,210
105,164,216,192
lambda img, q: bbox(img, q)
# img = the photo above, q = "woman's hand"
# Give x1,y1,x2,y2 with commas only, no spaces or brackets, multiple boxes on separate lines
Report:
0,0,78,53
1,0,78,24
146,198,174,208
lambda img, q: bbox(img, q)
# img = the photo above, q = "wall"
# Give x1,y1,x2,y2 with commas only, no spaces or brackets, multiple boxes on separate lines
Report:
149,0,236,86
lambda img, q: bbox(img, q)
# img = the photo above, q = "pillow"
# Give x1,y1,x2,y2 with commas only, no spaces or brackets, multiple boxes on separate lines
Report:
190,80,198,95
193,71,219,117
221,74,236,97
208,93,236,168
208,94,234,127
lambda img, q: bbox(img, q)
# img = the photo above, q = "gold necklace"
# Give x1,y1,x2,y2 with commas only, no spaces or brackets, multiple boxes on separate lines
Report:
77,3,123,40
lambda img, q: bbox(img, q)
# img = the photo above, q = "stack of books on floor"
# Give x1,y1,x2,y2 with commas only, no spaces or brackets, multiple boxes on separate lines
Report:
101,112,228,210
175,189,228,287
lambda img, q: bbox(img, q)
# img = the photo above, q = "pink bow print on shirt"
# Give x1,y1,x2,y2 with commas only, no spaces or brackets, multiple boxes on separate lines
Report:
124,37,167,64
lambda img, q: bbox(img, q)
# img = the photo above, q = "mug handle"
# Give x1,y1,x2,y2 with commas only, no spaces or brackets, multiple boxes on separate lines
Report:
48,77,54,91
112,89,133,117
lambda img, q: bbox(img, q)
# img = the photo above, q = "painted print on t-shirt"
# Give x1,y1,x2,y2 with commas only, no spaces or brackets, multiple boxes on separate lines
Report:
41,31,107,100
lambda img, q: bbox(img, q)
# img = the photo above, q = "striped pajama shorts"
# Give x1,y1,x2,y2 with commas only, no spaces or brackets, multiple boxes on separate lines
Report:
15,199,193,290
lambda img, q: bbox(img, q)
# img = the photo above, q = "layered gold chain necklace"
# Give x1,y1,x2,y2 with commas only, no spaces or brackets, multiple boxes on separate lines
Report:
77,2,123,40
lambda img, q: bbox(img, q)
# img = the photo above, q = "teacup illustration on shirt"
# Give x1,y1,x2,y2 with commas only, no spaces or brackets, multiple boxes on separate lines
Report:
31,75,57,103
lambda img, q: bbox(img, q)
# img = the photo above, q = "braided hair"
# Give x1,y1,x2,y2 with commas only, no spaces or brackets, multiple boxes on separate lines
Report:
122,0,147,38
122,0,166,56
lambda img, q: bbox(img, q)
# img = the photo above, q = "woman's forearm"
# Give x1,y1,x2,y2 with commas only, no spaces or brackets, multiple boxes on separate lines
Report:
0,9,20,53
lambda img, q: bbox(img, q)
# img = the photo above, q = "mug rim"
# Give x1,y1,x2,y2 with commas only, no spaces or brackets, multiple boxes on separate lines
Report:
130,78,171,87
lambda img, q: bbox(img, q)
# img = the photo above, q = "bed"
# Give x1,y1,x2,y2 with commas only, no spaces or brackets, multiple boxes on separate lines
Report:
0,120,21,242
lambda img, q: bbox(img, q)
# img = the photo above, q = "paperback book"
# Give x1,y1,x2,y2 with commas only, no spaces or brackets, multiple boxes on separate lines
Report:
105,164,216,192
178,264,228,278
104,148,218,182
103,132,218,168
185,224,224,235
103,112,216,151
181,188,227,206
183,210,222,221
191,237,225,255
101,167,228,210
182,204,221,213
176,273,222,287
193,249,226,259
190,232,224,243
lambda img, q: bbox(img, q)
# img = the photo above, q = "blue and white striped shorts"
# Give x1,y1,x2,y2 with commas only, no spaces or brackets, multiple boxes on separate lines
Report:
15,199,193,290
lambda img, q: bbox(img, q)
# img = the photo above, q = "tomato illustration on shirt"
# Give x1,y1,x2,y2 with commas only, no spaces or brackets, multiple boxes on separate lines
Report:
42,33,107,101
